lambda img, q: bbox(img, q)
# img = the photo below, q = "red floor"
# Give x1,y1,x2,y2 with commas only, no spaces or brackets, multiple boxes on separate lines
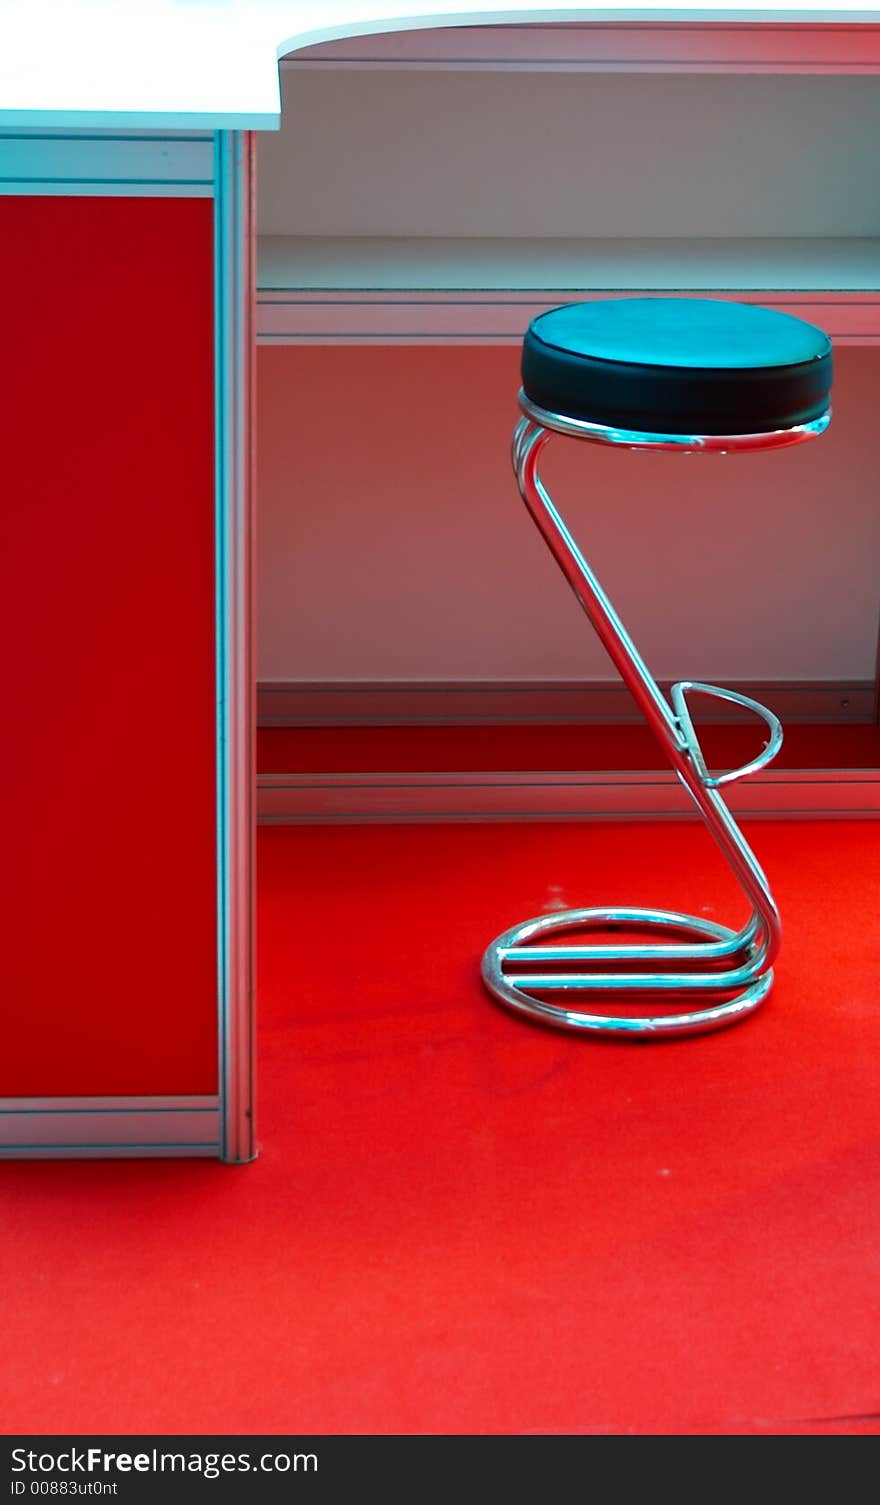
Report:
3,818,880,1435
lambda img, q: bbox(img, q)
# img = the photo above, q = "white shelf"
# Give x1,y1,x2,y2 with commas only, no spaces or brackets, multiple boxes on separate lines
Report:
282,21,880,75
257,235,880,343
5,7,880,129
260,235,880,290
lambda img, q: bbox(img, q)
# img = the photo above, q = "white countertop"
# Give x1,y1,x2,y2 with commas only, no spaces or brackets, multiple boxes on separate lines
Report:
2,0,880,129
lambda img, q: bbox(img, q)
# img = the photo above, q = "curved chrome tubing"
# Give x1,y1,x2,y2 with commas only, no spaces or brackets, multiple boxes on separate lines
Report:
481,395,831,1039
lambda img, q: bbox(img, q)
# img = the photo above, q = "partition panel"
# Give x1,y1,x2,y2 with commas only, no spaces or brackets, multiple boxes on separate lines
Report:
0,132,256,1159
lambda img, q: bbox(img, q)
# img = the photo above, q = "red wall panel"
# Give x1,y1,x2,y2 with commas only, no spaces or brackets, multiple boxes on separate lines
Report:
0,196,218,1095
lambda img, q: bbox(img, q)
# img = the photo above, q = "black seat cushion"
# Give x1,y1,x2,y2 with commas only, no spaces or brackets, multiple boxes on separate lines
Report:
521,297,832,436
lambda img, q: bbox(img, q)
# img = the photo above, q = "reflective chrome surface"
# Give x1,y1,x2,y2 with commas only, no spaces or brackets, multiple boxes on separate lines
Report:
482,395,831,1038
215,130,257,1158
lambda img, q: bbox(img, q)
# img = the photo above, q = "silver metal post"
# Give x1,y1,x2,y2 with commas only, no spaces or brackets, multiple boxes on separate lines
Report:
215,130,257,1156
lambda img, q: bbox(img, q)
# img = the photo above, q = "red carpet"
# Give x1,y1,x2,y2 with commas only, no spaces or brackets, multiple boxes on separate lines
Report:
3,818,880,1435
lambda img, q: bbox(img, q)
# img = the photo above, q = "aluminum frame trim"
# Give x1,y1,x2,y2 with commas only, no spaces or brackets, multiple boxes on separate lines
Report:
0,1095,220,1112
255,288,880,346
214,130,257,1166
0,1147,220,1159
256,767,880,821
0,1096,221,1155
0,129,214,195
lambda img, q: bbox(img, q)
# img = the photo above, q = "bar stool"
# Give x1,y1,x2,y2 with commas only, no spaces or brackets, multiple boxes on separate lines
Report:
481,296,833,1039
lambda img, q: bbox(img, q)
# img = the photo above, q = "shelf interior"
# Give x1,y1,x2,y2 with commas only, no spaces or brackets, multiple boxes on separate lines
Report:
257,234,880,293
258,723,880,776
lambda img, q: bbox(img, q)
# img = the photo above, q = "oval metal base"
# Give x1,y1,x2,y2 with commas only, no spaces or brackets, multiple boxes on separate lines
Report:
481,906,774,1039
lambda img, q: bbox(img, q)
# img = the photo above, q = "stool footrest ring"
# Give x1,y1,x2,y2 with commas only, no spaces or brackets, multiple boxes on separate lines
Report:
482,906,773,1038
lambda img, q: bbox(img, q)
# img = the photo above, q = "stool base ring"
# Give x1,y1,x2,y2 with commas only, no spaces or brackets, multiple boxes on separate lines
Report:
481,906,773,1039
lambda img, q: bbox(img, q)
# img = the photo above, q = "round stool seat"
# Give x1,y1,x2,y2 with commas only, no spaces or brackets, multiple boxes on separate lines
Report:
521,297,832,436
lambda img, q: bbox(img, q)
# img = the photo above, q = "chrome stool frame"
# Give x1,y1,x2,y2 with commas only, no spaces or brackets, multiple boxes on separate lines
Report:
481,392,831,1039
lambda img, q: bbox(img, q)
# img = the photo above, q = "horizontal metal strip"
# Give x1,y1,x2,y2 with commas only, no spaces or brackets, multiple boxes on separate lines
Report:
258,770,880,824
258,680,873,726
283,61,880,76
258,292,880,303
0,1144,219,1158
259,336,880,349
0,131,213,141
259,770,879,787
0,1099,221,1153
261,811,880,825
0,183,214,197
0,1095,219,1113
257,293,880,345
0,135,214,193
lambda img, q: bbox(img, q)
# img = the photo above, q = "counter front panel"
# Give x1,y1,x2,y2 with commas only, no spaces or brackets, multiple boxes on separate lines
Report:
0,194,219,1097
